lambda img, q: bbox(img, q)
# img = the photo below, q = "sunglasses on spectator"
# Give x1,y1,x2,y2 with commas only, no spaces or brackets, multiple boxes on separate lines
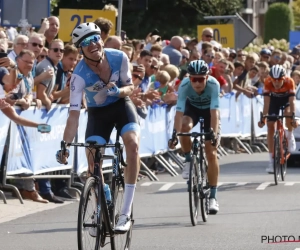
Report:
50,48,64,53
80,35,101,47
274,55,281,60
238,54,246,57
38,55,46,59
182,56,188,60
151,65,158,70
229,54,236,59
205,54,215,58
132,74,143,81
190,76,206,82
205,34,213,38
30,42,43,48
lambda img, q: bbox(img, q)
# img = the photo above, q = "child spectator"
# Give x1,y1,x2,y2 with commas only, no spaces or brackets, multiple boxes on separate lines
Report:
291,70,300,87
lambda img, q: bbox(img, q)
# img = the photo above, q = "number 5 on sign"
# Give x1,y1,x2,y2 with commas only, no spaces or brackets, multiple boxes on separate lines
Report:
58,9,116,42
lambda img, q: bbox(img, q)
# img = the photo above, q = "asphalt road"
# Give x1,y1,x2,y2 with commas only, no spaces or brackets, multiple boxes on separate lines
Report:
1,153,300,250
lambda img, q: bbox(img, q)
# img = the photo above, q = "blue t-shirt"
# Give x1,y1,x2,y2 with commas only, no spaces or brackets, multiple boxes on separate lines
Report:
69,48,132,111
176,75,220,111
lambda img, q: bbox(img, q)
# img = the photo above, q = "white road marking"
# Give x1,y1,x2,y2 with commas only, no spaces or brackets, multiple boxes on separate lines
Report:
256,182,272,190
159,183,176,191
141,182,153,186
284,182,295,186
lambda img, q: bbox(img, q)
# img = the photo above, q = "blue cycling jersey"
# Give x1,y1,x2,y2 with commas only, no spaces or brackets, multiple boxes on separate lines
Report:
69,48,132,111
176,75,220,112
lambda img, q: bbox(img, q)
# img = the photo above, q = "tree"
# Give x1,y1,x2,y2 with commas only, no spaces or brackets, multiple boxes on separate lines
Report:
180,0,242,20
264,3,294,43
51,0,60,13
293,0,300,27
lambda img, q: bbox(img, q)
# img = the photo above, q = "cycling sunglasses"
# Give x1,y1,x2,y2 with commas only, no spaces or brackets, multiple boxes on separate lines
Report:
271,77,284,82
190,76,206,82
80,35,101,47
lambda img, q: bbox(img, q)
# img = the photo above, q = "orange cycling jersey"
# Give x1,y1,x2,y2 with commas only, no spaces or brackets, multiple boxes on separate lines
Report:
263,76,295,97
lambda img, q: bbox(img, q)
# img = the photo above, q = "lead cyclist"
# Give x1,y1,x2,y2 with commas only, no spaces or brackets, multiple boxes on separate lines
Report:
55,23,140,234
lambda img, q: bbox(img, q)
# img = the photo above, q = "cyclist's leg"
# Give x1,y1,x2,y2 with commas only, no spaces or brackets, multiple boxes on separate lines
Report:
283,100,296,152
202,108,220,213
180,100,198,179
266,96,280,172
85,106,115,180
115,97,140,232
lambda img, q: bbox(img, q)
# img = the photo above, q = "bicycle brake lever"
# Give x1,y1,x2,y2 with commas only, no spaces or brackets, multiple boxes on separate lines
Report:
60,140,68,165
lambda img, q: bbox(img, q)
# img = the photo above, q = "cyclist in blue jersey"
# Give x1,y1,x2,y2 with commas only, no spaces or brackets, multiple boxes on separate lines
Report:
55,23,140,234
169,60,221,214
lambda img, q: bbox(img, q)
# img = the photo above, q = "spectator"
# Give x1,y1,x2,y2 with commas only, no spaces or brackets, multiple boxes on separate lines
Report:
7,35,28,62
233,61,245,82
94,17,113,42
212,51,224,66
291,70,300,87
37,47,48,63
39,16,60,48
189,48,201,62
236,49,247,63
260,48,271,64
196,27,213,53
210,58,230,92
228,49,237,62
150,44,163,61
121,44,134,62
180,49,189,68
52,44,78,105
104,36,122,50
162,36,185,67
202,47,215,67
160,54,170,70
36,39,64,111
269,49,282,67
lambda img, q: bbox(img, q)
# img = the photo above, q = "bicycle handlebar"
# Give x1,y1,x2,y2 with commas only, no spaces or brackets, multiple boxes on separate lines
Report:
260,112,295,124
60,140,127,167
177,128,217,146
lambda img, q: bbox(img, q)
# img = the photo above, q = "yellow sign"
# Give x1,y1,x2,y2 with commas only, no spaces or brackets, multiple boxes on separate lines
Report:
58,9,116,42
197,24,235,48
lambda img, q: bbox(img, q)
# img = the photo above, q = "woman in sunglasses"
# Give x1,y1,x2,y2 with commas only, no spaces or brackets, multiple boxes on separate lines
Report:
57,22,140,235
169,59,221,215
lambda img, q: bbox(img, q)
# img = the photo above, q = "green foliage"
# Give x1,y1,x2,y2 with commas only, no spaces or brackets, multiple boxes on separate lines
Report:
51,0,60,14
53,0,243,39
264,3,294,43
293,0,300,27
244,38,289,53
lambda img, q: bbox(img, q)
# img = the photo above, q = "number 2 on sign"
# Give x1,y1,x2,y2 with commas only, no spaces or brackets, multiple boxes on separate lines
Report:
70,15,93,36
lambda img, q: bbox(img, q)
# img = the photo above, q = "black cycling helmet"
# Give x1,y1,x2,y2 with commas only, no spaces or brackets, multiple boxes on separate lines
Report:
187,60,209,75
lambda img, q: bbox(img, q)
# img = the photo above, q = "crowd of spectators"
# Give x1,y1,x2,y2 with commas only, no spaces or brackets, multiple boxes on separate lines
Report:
1,4,300,203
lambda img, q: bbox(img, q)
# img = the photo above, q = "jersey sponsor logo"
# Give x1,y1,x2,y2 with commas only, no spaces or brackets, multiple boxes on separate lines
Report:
86,80,108,105
70,104,78,107
71,76,76,91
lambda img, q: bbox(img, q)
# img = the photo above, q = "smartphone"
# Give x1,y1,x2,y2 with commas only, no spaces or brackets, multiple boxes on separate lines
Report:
9,93,23,100
41,18,46,24
37,124,51,133
0,52,7,58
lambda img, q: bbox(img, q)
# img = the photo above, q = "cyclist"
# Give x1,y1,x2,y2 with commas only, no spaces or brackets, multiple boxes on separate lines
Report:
55,23,140,234
258,64,297,173
169,60,221,214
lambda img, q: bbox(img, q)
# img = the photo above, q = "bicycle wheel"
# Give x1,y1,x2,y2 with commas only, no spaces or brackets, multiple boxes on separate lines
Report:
281,137,288,181
200,157,209,222
273,132,281,185
78,177,102,250
189,155,200,226
110,167,133,250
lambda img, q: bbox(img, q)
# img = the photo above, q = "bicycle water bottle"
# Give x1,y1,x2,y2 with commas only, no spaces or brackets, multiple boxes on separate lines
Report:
104,183,112,204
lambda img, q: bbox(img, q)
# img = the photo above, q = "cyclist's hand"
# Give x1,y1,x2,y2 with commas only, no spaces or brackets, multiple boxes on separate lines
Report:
56,149,69,165
168,137,178,149
106,82,120,96
258,121,265,128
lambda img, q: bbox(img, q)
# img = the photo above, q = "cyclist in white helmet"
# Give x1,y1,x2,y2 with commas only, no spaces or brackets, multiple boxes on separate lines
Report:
56,23,139,234
258,64,298,173
169,59,221,214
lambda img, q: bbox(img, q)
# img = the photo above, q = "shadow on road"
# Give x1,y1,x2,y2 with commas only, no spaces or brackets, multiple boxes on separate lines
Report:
17,227,76,234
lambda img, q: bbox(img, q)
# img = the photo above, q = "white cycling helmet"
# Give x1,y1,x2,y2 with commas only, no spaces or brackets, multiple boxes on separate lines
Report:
270,64,286,79
72,22,101,48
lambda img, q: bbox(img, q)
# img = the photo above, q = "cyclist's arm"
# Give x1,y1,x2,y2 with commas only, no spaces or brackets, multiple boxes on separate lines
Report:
119,52,134,98
262,96,270,116
1,105,39,127
174,79,188,132
210,80,220,135
262,78,271,116
288,78,296,114
63,74,84,144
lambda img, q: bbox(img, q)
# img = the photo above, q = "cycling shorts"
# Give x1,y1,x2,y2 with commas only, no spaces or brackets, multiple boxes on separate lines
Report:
267,95,290,122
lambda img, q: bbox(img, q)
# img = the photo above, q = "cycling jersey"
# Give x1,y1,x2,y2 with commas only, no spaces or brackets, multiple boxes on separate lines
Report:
69,48,132,111
176,75,220,112
263,76,295,97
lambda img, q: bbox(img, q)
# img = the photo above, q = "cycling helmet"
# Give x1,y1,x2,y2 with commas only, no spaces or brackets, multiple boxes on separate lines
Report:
269,64,286,79
187,60,209,75
260,48,271,56
72,22,101,48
